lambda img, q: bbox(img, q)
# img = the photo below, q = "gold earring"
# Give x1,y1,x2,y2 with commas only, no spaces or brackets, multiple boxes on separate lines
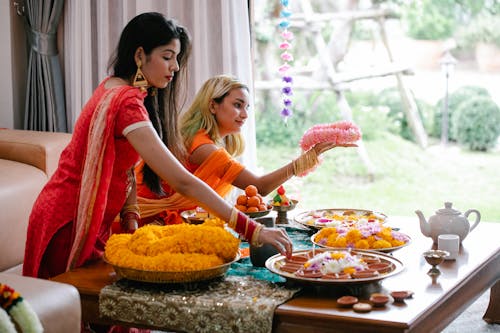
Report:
132,60,149,92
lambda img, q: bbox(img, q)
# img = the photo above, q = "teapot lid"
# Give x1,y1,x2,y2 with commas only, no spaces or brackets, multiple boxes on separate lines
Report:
436,202,460,215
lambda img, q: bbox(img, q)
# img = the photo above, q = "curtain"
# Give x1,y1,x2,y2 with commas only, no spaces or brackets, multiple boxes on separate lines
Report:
61,0,257,171
23,0,67,132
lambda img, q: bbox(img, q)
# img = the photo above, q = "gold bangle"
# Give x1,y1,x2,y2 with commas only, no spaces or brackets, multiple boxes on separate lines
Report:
229,207,239,229
244,216,249,239
293,149,319,176
251,224,264,247
121,204,140,216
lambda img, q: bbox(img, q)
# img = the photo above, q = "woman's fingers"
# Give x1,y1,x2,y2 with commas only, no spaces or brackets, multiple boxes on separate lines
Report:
315,142,358,154
260,228,293,258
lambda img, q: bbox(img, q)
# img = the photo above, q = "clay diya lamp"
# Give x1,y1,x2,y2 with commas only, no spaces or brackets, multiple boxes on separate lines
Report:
368,262,393,274
369,293,390,307
337,296,358,308
390,290,414,303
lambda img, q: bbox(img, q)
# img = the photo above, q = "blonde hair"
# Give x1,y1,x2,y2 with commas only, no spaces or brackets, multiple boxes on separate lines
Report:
180,75,248,156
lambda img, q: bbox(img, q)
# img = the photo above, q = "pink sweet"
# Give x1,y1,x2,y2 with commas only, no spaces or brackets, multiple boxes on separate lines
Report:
299,121,361,151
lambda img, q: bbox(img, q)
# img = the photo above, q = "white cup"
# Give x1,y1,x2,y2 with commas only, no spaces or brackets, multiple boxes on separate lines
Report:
438,234,460,260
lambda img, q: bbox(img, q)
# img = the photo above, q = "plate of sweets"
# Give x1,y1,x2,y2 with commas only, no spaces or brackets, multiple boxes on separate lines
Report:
311,223,411,253
234,185,272,218
293,208,387,230
265,248,404,285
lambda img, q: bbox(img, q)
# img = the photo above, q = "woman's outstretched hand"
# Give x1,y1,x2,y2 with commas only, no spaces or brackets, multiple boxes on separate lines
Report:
313,142,358,155
258,227,293,258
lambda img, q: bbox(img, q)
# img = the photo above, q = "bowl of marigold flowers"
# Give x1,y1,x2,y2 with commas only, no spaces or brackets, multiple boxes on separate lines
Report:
104,220,240,283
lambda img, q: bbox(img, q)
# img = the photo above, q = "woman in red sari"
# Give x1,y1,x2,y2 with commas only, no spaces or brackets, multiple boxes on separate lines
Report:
23,13,292,283
135,75,356,225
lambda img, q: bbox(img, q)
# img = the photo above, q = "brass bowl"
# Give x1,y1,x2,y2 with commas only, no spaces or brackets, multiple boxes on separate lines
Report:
104,252,240,283
423,250,449,276
423,250,449,266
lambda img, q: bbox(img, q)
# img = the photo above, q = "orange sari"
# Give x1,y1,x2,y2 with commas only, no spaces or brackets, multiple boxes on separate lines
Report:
135,131,244,225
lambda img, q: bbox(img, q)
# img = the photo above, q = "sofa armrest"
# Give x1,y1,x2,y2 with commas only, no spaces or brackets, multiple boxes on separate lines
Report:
0,272,81,333
0,129,71,178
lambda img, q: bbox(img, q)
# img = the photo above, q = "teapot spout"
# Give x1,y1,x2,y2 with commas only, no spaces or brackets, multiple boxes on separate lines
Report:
415,210,430,237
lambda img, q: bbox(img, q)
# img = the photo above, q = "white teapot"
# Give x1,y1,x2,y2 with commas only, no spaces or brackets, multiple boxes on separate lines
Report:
415,202,481,243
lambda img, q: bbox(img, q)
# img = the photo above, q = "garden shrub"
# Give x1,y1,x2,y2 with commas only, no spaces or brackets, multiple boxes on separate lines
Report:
346,91,396,141
376,87,433,142
255,91,341,148
433,85,491,140
453,96,500,151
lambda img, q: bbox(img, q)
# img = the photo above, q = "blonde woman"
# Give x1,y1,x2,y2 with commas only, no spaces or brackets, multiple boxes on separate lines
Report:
136,74,356,226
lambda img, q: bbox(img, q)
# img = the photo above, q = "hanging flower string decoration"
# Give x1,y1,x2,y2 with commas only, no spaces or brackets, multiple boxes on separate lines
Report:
0,283,43,333
278,0,294,121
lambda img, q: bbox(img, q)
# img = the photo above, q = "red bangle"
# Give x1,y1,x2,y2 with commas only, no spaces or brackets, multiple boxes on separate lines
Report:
234,211,261,243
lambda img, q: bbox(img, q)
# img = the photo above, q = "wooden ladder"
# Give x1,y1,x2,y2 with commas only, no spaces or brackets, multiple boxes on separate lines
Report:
256,0,428,179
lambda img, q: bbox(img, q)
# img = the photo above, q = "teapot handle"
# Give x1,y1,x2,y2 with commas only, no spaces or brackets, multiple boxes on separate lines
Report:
464,209,481,232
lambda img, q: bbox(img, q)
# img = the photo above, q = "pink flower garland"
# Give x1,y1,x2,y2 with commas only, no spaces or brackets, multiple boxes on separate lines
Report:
278,0,294,120
299,120,362,151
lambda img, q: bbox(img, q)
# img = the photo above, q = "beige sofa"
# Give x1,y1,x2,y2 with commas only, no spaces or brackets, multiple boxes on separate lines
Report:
0,129,81,332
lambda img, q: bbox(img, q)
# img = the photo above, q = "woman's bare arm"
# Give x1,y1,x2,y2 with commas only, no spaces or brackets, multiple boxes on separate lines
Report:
191,141,357,196
126,126,293,256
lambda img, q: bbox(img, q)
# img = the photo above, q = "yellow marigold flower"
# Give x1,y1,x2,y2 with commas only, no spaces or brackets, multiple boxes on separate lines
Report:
333,237,347,248
346,229,362,243
326,233,339,246
379,227,393,241
390,239,405,247
355,239,370,249
372,239,392,249
343,267,356,275
317,227,337,238
330,252,346,260
366,236,376,246
202,217,225,227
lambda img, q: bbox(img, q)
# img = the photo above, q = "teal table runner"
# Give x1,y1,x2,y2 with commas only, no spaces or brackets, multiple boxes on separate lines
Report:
229,226,315,283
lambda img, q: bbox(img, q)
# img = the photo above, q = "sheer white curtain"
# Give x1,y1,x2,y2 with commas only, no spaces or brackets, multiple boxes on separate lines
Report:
61,0,256,171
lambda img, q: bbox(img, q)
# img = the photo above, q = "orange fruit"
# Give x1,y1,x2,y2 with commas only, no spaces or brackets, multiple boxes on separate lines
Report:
235,204,247,212
236,195,247,206
258,204,267,211
245,185,258,197
246,206,259,213
257,194,264,203
247,196,260,207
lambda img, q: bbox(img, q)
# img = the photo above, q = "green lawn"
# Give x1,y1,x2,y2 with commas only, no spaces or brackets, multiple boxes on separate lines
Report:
256,133,500,223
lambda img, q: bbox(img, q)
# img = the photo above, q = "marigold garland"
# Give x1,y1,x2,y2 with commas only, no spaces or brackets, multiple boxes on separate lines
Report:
0,283,43,333
105,223,240,272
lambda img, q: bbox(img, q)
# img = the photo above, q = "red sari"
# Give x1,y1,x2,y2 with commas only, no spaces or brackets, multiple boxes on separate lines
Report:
23,78,149,279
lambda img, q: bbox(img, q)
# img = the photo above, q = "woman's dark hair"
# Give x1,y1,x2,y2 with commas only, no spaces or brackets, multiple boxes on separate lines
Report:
109,12,191,195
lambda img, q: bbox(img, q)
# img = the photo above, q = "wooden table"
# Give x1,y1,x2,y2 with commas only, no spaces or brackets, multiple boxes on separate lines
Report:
52,217,500,332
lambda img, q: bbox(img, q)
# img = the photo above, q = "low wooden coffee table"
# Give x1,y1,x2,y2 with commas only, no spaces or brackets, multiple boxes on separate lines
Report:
52,217,499,332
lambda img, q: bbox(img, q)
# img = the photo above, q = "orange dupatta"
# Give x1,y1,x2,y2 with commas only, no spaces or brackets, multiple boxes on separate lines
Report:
138,148,244,219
